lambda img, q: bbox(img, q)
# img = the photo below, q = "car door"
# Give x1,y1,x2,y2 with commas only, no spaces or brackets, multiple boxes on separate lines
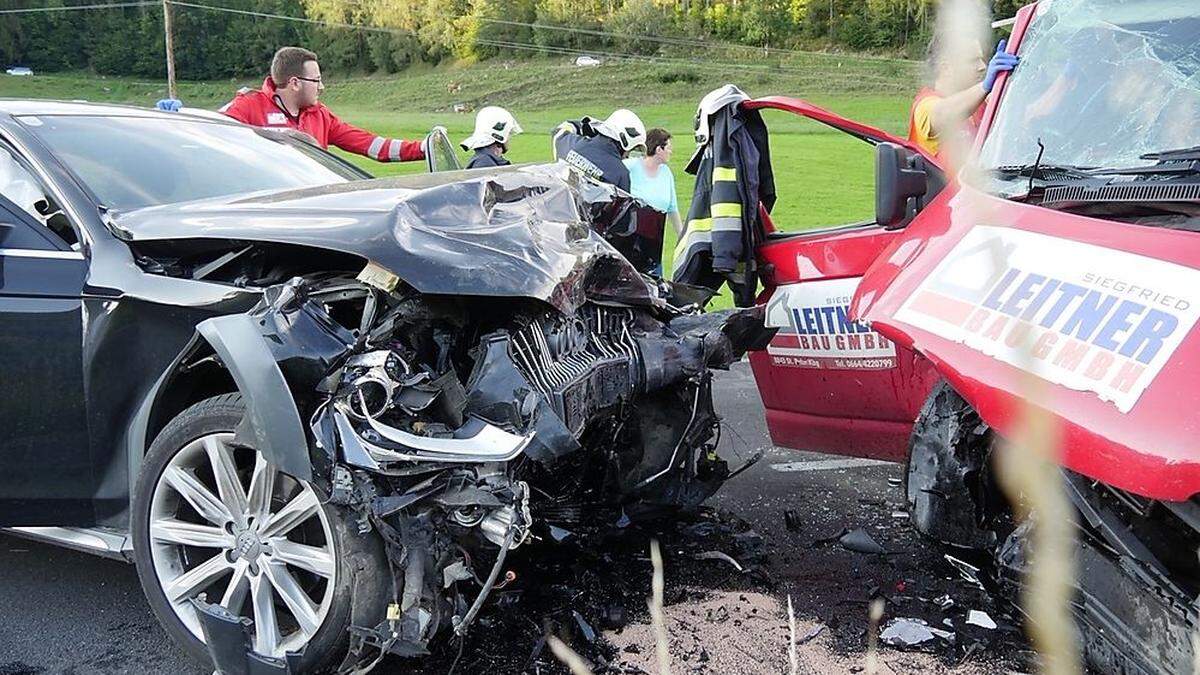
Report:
0,153,92,525
424,127,463,172
746,97,945,461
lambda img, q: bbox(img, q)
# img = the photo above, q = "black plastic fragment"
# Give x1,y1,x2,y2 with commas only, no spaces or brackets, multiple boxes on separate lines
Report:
191,596,303,675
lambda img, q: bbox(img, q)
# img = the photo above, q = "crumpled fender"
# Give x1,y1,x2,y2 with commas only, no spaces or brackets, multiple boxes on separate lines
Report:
196,314,314,481
854,187,1200,501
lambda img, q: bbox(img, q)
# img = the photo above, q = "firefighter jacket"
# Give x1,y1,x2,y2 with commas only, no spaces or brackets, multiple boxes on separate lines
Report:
551,118,598,162
220,78,424,163
466,149,511,169
672,100,774,307
564,135,631,192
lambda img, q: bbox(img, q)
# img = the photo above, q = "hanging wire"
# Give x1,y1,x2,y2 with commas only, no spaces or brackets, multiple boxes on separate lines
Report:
0,1,157,14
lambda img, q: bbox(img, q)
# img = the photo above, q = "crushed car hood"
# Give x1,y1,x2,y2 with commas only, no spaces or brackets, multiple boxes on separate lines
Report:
112,165,654,314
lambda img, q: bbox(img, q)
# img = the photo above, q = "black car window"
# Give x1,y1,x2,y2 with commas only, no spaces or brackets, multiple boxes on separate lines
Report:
17,115,363,212
0,195,68,251
0,143,78,248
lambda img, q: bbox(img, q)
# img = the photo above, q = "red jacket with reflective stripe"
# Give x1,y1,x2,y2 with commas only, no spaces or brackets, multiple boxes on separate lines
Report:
220,77,424,162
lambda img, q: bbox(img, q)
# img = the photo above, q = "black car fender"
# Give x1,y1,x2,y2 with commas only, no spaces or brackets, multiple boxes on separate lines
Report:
194,313,314,482
129,314,315,485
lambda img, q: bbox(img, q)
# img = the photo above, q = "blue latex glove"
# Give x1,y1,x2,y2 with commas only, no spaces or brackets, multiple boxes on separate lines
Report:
155,98,183,112
982,40,1020,93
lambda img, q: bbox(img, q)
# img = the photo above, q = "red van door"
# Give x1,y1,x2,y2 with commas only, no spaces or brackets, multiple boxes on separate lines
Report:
746,97,945,461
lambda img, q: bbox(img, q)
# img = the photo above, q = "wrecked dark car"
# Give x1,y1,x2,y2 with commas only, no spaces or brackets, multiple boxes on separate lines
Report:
0,103,770,672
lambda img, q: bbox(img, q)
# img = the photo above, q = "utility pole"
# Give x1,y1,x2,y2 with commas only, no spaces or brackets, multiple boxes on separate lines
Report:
162,0,177,99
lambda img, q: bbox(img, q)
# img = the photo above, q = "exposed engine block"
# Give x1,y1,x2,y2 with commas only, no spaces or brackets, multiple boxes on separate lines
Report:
508,307,642,435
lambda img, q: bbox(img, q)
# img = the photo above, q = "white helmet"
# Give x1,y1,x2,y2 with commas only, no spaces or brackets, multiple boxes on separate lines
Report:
594,108,646,153
694,84,748,146
460,106,523,151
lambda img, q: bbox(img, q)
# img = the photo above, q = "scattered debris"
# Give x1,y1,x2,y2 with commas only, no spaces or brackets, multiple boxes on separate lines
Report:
784,509,802,531
797,624,826,646
600,604,627,630
888,477,903,487
967,610,997,630
839,528,887,555
944,554,985,590
880,618,955,650
891,511,908,520
548,525,577,543
881,617,935,647
933,594,954,611
695,550,745,572
572,610,598,643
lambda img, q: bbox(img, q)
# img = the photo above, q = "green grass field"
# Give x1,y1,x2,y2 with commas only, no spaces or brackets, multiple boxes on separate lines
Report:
1,58,915,295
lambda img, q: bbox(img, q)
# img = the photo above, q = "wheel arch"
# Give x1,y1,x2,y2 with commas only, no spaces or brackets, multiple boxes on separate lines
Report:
130,315,315,497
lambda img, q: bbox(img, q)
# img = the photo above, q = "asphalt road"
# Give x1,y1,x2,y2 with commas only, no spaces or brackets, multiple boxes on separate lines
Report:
0,363,1029,674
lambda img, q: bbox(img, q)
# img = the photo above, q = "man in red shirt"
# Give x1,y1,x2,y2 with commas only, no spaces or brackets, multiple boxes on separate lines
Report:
219,46,424,163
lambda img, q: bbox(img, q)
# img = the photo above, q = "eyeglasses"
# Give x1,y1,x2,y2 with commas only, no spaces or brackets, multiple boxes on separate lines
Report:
294,76,323,85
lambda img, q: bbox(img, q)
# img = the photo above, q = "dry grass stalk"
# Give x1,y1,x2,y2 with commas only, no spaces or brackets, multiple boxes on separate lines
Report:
547,635,595,675
966,221,1080,674
865,597,885,675
787,594,799,675
649,538,671,675
994,396,1080,675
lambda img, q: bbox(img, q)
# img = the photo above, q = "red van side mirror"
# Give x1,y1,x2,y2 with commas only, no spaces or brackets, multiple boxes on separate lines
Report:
875,142,945,229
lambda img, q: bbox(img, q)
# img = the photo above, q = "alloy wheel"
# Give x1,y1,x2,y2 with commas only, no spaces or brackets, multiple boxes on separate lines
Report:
147,432,336,657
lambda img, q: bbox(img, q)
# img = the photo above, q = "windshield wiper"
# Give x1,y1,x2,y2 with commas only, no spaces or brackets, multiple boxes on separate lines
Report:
1142,145,1200,162
994,163,1095,180
1086,154,1200,178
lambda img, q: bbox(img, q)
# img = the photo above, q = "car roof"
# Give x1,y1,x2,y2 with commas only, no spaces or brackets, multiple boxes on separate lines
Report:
0,99,230,122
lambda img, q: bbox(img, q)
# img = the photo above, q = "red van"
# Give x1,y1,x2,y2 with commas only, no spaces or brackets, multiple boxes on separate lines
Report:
743,2,1200,672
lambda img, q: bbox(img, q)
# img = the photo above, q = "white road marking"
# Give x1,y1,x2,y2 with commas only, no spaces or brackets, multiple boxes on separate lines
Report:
769,458,894,473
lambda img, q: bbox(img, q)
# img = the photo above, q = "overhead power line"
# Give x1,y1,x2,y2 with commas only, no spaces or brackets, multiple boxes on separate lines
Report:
477,18,917,64
167,0,395,33
0,1,157,15
167,0,903,84
327,0,915,64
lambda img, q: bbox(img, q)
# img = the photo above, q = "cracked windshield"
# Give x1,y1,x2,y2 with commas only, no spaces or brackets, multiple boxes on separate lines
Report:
979,0,1200,193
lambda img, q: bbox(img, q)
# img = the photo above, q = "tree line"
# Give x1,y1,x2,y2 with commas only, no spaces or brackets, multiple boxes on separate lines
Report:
0,0,1025,79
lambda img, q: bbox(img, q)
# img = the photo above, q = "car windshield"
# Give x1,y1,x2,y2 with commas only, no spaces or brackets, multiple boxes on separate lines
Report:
977,0,1200,194
17,114,366,211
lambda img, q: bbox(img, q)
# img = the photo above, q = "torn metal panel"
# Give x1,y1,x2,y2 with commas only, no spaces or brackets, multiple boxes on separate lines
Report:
111,165,655,316
195,314,313,481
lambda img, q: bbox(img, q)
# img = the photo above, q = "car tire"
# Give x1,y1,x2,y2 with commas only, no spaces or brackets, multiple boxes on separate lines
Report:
132,393,389,672
904,381,1009,550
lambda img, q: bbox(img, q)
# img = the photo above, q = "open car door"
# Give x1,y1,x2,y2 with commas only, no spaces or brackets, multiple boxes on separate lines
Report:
746,96,946,461
424,126,462,172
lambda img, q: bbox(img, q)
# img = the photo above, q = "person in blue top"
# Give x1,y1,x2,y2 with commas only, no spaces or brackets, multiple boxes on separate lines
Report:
623,128,681,274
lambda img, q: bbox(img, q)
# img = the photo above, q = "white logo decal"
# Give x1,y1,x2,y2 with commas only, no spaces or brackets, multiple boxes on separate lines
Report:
895,226,1200,413
765,277,897,370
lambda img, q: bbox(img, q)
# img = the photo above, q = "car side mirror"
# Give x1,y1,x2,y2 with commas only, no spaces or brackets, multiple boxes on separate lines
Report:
875,142,944,229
